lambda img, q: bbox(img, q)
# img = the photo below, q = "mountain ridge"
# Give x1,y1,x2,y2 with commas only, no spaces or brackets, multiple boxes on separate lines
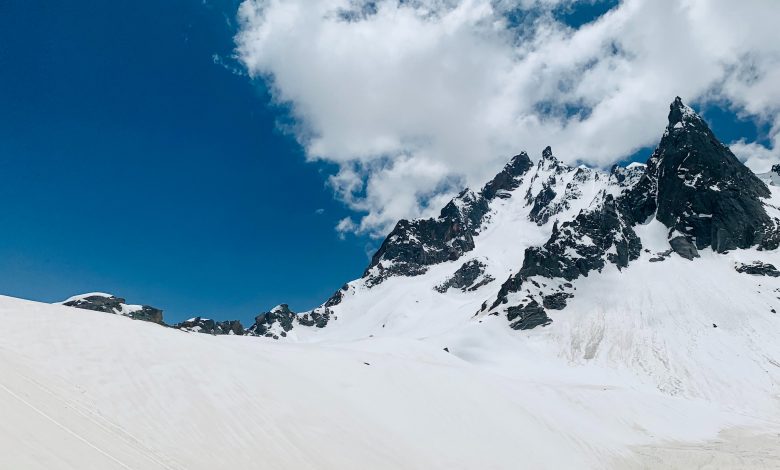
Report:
58,97,780,346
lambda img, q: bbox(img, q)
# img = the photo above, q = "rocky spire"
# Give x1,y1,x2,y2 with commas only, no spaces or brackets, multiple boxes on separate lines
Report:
640,97,773,255
666,96,705,131
481,152,533,199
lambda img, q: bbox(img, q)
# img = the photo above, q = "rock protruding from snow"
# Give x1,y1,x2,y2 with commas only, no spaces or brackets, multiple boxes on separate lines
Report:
246,304,296,339
641,97,774,254
735,261,780,277
364,189,490,286
481,152,535,200
434,259,494,293
505,300,551,330
486,97,780,329
488,193,641,321
174,317,245,335
256,97,780,339
60,293,164,324
246,304,331,339
364,153,536,287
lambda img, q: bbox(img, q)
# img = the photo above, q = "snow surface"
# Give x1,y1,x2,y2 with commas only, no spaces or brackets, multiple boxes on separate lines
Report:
4,291,780,469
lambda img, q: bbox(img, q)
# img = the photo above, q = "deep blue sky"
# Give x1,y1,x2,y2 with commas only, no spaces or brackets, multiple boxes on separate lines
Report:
0,0,374,324
0,1,766,325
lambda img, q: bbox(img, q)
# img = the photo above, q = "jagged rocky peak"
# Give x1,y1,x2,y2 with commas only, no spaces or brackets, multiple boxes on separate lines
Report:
174,317,245,335
364,154,535,286
247,304,297,339
485,96,780,331
537,146,564,172
643,96,775,255
666,96,705,131
60,293,164,324
481,151,534,199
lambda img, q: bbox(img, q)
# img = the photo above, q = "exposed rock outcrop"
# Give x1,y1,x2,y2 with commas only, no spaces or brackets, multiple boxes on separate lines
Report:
174,317,245,335
365,153,533,286
435,259,494,293
735,262,780,277
61,293,164,324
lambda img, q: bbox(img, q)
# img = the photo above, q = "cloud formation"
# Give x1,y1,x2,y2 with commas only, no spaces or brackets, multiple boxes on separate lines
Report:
236,0,780,237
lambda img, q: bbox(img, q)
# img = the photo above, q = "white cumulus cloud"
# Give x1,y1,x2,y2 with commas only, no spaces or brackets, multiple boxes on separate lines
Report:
235,0,780,237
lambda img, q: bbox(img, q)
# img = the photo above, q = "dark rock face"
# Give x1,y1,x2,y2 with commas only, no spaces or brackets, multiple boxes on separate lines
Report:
542,292,573,310
506,300,552,330
364,189,489,286
62,294,164,324
669,236,700,260
365,153,533,286
528,181,557,226
735,262,780,277
435,259,495,293
123,306,163,324
297,308,330,328
481,152,534,200
324,284,349,308
246,304,331,339
490,194,640,319
488,97,778,331
638,97,773,253
513,195,640,284
525,148,583,226
246,304,297,338
174,317,245,335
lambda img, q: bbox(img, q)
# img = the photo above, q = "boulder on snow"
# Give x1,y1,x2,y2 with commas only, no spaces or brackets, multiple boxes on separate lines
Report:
669,236,700,260
735,262,780,277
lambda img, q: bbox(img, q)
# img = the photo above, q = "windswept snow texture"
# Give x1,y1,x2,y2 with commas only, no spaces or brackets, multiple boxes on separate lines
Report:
2,294,780,469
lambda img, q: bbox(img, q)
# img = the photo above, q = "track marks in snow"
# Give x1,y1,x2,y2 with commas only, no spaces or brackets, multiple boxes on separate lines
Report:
0,353,179,470
0,380,135,470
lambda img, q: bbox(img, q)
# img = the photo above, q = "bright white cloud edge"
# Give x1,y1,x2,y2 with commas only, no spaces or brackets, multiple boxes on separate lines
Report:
235,0,780,237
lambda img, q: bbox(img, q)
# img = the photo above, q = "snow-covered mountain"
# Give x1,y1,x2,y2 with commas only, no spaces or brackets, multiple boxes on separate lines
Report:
242,98,780,444
265,97,780,341
10,97,780,468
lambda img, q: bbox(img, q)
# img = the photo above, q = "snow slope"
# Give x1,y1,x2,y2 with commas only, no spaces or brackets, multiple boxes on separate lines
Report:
2,287,780,469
